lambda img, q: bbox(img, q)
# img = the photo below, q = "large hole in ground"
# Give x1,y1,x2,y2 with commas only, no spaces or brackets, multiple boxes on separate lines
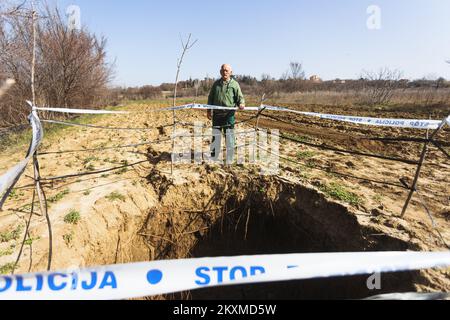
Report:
141,169,427,300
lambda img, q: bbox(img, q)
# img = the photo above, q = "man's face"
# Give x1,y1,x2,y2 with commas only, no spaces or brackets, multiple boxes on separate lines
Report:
220,65,232,81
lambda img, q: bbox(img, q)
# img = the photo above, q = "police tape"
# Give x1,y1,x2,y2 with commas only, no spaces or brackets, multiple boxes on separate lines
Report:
28,100,193,114
291,111,445,130
0,251,449,300
260,105,447,130
1,102,446,206
42,119,156,131
30,102,255,114
0,110,43,210
35,107,131,115
189,104,449,130
190,103,260,111
29,101,448,130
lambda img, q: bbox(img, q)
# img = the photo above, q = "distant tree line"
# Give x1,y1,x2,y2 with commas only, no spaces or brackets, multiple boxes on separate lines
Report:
112,63,450,107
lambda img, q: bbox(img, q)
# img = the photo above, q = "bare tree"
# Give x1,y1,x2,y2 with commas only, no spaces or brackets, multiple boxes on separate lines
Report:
279,62,307,92
280,70,289,81
37,7,113,108
171,33,197,175
289,62,306,80
0,3,113,126
0,1,27,17
172,33,197,107
0,2,34,126
260,73,278,96
261,73,272,81
360,67,403,105
193,79,200,102
0,79,15,98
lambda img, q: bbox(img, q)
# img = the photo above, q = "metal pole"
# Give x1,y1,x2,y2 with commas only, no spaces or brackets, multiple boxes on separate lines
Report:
30,1,52,270
401,116,449,217
31,0,36,106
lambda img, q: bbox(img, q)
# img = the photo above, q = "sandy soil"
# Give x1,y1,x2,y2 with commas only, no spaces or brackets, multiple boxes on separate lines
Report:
0,100,449,298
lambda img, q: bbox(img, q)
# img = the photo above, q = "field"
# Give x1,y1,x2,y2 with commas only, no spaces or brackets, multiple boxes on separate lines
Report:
0,98,449,299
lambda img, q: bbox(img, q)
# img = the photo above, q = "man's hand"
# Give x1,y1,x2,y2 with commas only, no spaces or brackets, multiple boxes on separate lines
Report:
207,110,212,120
238,104,246,111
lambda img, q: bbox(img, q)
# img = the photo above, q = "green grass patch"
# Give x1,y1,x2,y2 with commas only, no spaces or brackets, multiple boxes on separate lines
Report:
0,128,33,154
0,104,124,154
83,156,99,165
64,210,81,225
319,182,362,206
106,192,126,202
7,189,25,200
63,232,74,246
282,132,312,143
84,163,96,171
296,150,315,159
47,189,70,204
0,245,15,257
372,193,384,203
0,225,24,243
115,167,128,175
304,160,315,169
0,263,15,275
24,236,41,246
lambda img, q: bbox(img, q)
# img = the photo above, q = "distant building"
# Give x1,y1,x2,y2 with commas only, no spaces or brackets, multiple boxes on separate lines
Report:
309,75,322,83
333,78,346,84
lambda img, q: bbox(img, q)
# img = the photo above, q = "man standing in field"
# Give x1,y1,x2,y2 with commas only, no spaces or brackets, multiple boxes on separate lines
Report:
207,64,246,164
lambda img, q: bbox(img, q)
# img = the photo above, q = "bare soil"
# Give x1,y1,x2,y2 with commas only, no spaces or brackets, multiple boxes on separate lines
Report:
0,100,449,299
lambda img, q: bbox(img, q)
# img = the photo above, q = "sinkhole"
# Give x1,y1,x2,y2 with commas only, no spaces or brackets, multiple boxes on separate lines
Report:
140,169,423,300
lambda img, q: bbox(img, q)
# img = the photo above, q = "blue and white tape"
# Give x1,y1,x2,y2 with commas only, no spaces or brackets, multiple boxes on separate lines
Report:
29,101,448,130
188,104,449,130
34,107,131,115
260,105,446,130
291,111,444,130
0,251,449,300
2,102,447,208
28,100,192,114
0,110,43,209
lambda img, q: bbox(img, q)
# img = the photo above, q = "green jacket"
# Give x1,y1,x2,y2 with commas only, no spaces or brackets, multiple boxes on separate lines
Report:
208,78,245,123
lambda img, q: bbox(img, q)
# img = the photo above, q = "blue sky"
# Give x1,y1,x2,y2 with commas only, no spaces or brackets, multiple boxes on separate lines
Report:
48,0,450,87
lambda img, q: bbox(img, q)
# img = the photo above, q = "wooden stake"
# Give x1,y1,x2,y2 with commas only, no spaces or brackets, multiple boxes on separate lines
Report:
31,0,36,106
33,154,52,271
171,34,197,176
254,93,266,132
401,116,449,217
